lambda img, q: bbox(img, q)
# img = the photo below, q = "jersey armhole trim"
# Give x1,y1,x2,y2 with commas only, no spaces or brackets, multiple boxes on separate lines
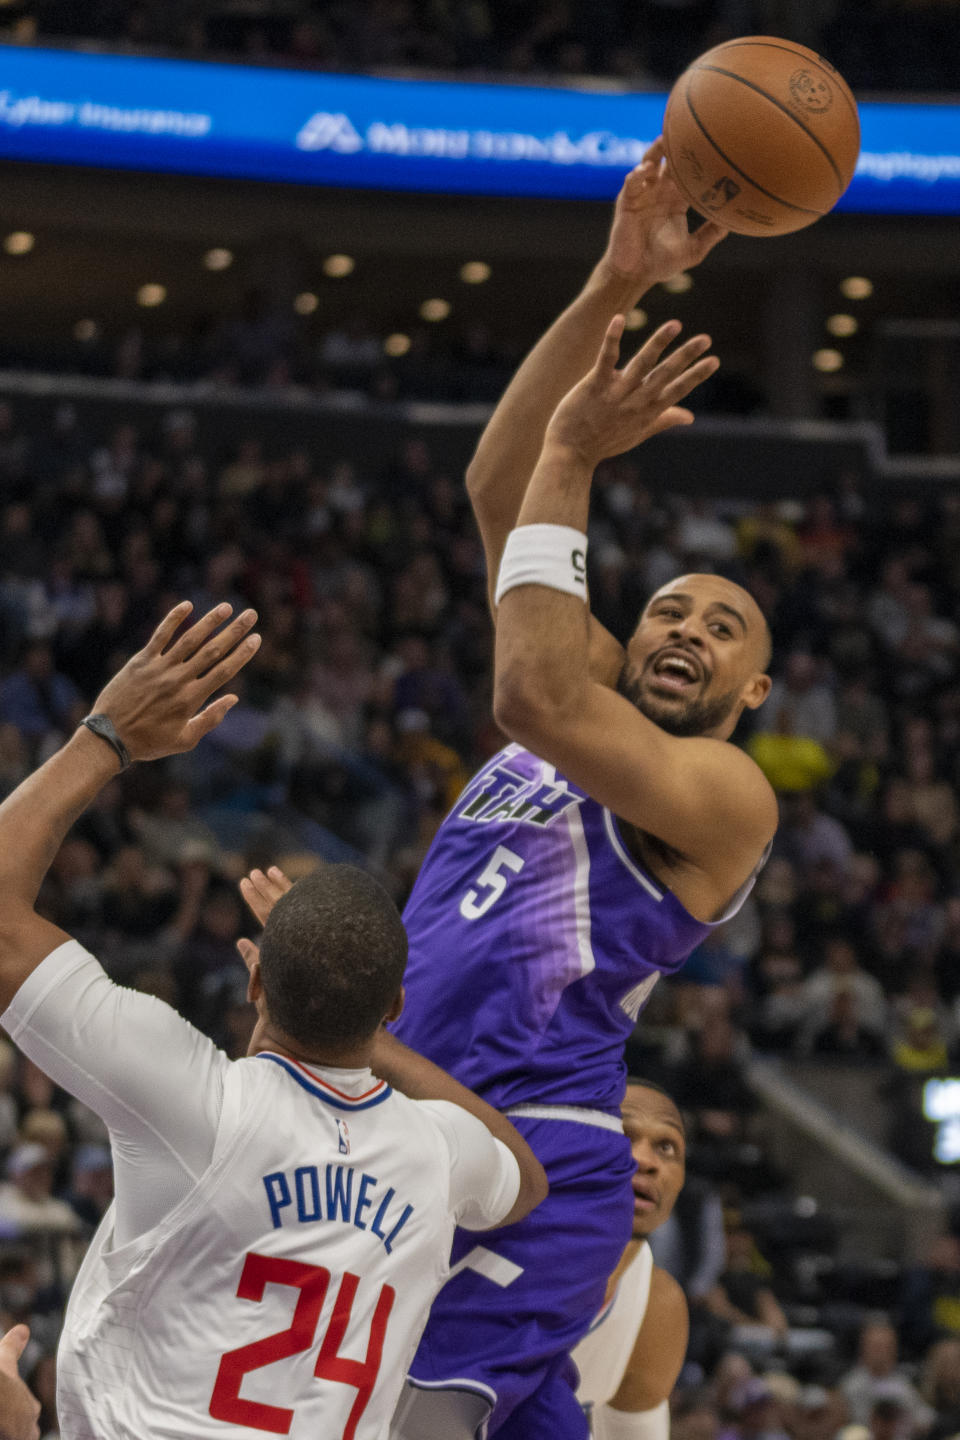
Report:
602,811,664,902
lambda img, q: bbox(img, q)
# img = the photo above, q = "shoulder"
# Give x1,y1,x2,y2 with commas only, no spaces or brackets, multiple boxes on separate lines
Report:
686,738,778,845
645,1264,689,1341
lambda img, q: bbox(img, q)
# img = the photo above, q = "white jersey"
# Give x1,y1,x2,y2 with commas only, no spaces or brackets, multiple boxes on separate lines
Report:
1,941,520,1440
574,1241,653,1410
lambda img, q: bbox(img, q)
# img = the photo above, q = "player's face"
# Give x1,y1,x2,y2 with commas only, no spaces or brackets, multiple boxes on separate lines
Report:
618,575,771,739
622,1087,685,1238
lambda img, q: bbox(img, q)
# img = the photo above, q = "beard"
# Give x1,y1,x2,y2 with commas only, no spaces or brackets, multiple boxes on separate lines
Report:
617,661,741,737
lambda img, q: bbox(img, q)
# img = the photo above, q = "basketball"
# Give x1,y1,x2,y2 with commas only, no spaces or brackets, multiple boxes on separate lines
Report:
662,36,861,237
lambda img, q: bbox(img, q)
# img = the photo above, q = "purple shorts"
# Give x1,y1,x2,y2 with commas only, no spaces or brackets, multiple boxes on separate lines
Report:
408,1115,635,1439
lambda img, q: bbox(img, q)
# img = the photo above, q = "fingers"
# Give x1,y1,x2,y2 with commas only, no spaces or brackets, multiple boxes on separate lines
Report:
182,694,238,747
165,603,235,665
239,867,292,926
690,219,728,262
649,405,696,437
184,609,259,680
657,353,720,410
641,135,666,168
617,321,718,413
624,320,683,381
0,1324,30,1370
239,877,271,927
189,622,261,697
236,937,260,974
145,601,193,657
596,314,626,376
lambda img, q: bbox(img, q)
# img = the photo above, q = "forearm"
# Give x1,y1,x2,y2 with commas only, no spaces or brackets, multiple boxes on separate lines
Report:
371,1030,546,1205
494,441,594,723
468,263,646,589
0,727,119,911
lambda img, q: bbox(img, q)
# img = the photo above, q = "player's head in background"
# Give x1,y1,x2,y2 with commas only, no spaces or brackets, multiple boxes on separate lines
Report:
247,865,408,1061
617,573,772,740
623,1078,686,1239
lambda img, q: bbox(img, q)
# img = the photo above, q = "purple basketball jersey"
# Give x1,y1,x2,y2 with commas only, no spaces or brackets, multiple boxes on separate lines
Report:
394,743,715,1114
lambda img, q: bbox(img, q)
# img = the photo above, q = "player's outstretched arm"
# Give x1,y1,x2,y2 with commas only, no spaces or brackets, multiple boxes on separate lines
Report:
0,1326,41,1440
493,318,776,907
239,867,548,1226
468,140,725,624
0,602,261,1010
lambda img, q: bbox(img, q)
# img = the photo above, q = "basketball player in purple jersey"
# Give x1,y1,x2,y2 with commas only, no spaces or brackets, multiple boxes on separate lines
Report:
384,140,777,1440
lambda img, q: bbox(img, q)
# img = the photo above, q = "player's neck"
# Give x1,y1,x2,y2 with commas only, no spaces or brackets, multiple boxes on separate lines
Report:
250,1024,374,1072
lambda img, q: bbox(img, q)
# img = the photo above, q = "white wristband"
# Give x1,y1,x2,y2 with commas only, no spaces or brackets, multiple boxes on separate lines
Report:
591,1400,670,1440
494,523,588,607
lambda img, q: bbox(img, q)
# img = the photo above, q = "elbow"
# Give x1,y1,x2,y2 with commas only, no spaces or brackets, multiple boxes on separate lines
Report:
514,1158,549,1222
493,663,567,747
492,675,539,743
464,456,488,501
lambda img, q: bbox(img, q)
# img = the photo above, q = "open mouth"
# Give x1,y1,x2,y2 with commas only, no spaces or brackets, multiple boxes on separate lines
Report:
633,1181,659,1213
648,648,703,694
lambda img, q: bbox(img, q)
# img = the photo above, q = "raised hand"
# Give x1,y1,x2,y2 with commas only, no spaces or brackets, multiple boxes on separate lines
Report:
92,602,261,763
602,138,727,288
544,314,719,467
237,865,294,972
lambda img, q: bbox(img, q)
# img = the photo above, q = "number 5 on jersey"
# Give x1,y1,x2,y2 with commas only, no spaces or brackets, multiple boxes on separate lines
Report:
459,845,525,921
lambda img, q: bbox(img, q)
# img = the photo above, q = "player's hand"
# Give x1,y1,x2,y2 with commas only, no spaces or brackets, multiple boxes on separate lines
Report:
237,866,294,972
239,865,294,928
0,1325,41,1440
91,602,261,763
544,314,719,467
602,138,727,288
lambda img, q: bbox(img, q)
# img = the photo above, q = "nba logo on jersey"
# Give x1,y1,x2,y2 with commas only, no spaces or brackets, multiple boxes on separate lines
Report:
337,1119,351,1155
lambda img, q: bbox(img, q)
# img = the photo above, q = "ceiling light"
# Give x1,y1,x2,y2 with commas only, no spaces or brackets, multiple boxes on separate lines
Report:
826,313,858,338
662,272,692,294
4,231,34,255
294,292,319,315
384,332,411,357
203,247,233,271
323,254,355,278
73,319,99,342
840,276,873,300
136,283,166,307
419,298,451,322
624,309,647,331
460,261,491,284
813,347,844,373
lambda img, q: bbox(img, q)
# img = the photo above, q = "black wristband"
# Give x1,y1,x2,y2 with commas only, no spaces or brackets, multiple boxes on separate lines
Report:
81,713,132,771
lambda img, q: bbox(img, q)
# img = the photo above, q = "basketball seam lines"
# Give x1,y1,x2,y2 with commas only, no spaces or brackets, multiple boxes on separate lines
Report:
696,64,843,191
684,85,824,218
704,41,861,129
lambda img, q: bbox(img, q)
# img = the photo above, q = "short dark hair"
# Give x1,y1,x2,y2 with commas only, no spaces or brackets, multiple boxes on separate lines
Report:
258,866,408,1050
626,1075,686,1133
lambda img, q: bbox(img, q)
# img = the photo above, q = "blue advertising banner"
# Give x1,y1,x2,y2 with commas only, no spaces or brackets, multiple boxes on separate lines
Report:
0,45,956,212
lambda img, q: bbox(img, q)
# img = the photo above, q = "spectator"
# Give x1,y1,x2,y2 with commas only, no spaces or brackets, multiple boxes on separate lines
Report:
921,1337,960,1440
800,987,888,1061
759,651,838,749
799,935,888,1037
702,1230,789,1349
841,1319,933,1433
0,644,82,754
